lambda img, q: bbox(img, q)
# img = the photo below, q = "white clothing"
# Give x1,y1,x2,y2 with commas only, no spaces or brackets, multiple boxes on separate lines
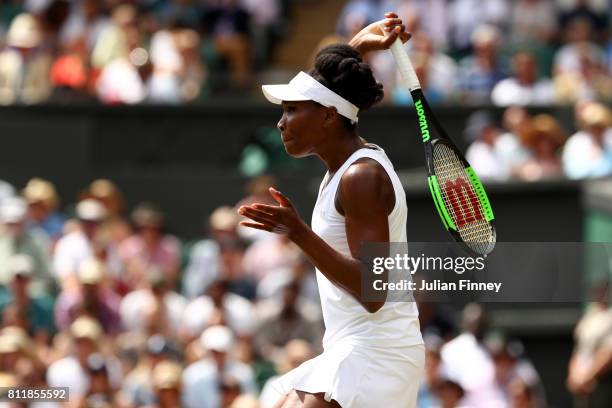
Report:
272,146,424,407
181,293,256,337
120,289,187,332
182,358,257,408
466,141,508,181
441,333,507,408
491,78,555,106
562,129,612,179
53,231,93,280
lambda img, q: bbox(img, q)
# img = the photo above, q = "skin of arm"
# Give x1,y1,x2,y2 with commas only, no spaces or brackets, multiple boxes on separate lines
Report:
238,160,395,313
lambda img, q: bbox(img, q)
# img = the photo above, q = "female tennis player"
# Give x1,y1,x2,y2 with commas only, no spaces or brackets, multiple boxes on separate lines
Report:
238,12,424,408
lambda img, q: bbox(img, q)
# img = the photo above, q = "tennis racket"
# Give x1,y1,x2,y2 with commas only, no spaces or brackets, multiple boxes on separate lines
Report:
384,28,496,257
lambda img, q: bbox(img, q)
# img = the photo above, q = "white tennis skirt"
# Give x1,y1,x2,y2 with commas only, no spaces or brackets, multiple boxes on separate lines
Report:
272,341,425,408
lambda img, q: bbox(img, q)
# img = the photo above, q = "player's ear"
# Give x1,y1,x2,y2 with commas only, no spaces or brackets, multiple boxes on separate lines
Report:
322,106,338,128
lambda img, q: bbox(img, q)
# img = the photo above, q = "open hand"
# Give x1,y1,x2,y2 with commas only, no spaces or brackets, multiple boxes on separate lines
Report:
348,12,411,55
238,187,308,240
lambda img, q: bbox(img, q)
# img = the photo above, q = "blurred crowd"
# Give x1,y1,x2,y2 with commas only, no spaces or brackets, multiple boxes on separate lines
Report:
0,174,585,408
336,0,611,106
0,0,610,106
462,101,611,182
0,0,287,105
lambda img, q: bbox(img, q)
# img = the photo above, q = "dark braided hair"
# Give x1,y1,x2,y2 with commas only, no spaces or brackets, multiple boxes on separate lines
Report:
309,44,384,129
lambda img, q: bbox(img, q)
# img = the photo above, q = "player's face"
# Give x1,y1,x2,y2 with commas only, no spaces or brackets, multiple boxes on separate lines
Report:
277,101,326,157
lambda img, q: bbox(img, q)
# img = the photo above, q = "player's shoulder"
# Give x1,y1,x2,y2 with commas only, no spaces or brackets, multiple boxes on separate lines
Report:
341,156,390,192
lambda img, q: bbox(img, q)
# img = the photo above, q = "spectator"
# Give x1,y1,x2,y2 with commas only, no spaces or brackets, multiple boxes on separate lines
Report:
181,279,256,342
0,326,46,389
256,255,320,306
562,102,612,179
0,180,15,205
567,281,612,407
464,111,507,181
147,29,184,104
21,177,65,242
491,51,555,106
53,198,108,288
0,196,53,293
0,254,55,345
515,114,566,181
509,0,558,44
119,267,187,337
71,352,118,407
201,0,251,90
496,106,532,177
149,360,184,408
59,0,110,53
558,0,609,39
182,325,257,408
417,334,443,408
440,303,506,408
119,334,182,407
391,32,458,105
259,339,313,408
47,316,122,399
457,25,506,104
54,258,121,333
554,17,606,74
254,280,323,362
93,3,148,104
447,0,509,54
183,206,241,300
0,13,52,105
119,202,181,291
487,337,546,407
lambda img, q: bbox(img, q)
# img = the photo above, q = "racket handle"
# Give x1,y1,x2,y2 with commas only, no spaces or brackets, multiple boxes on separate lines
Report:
380,21,421,91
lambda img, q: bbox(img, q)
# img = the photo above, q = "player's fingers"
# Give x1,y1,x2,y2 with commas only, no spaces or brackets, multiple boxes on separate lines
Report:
252,203,281,214
270,187,294,208
383,18,402,28
384,12,398,19
239,221,273,232
400,30,412,43
239,207,278,224
382,29,400,47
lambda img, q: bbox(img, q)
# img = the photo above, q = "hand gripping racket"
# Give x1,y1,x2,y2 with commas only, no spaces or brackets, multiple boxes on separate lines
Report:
384,29,496,257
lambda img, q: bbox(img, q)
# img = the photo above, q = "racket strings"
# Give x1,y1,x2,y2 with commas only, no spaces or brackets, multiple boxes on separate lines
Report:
432,144,494,255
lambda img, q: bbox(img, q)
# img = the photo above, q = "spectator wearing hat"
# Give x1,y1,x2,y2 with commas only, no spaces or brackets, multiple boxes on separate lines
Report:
47,316,122,399
22,177,65,242
0,326,46,384
183,206,241,300
119,266,187,337
53,198,108,288
119,334,182,407
491,50,555,107
180,279,256,343
182,325,257,408
259,339,313,408
515,114,567,181
0,196,52,292
118,202,181,291
0,12,52,105
562,102,612,179
54,258,120,333
147,360,184,408
464,111,507,181
457,24,507,104
0,254,55,344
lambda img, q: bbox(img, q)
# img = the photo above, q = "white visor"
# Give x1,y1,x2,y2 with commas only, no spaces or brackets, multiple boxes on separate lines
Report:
262,71,359,124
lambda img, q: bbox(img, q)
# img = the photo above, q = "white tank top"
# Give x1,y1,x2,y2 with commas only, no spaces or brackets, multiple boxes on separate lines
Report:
312,144,423,349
